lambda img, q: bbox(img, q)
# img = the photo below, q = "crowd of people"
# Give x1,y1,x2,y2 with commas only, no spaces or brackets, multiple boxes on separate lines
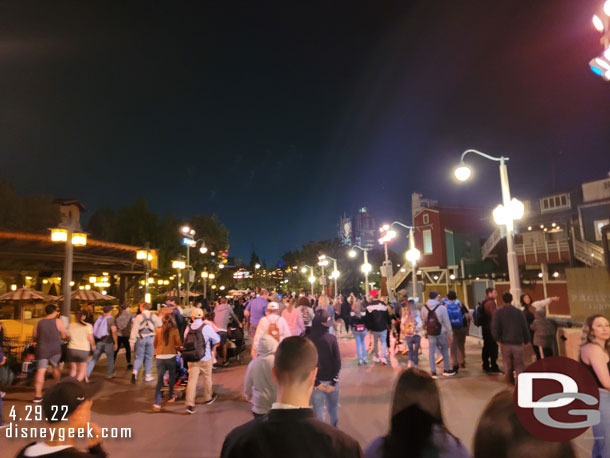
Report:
1,286,609,458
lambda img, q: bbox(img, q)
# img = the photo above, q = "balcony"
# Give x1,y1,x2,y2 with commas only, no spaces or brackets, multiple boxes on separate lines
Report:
515,239,571,265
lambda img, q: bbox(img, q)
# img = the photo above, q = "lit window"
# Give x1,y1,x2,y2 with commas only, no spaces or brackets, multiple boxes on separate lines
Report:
423,229,433,254
594,219,610,241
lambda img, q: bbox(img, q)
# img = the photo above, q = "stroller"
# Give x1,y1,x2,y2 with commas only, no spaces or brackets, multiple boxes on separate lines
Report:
226,319,245,364
161,353,189,400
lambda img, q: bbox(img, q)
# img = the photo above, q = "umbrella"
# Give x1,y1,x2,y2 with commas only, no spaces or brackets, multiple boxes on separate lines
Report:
0,288,57,340
57,290,116,301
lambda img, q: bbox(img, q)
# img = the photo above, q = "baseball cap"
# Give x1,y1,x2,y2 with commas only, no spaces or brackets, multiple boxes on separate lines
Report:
313,308,332,327
369,289,379,299
429,291,439,299
267,302,279,311
42,377,101,423
192,308,204,319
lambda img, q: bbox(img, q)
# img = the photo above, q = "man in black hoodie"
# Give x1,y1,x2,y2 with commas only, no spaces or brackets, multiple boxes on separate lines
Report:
308,308,342,426
221,336,362,458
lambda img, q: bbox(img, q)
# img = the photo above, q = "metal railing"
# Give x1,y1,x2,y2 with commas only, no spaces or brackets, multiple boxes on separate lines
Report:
514,239,570,263
573,238,605,267
482,228,502,260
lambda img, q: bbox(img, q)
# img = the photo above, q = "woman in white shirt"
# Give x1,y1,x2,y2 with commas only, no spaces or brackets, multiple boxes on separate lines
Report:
67,310,95,381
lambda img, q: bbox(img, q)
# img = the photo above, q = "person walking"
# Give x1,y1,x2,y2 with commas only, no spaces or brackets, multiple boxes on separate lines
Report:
530,307,558,358
86,305,118,380
443,291,470,372
252,302,291,358
244,289,269,339
364,368,470,458
401,297,422,368
579,314,610,458
183,308,220,413
491,292,530,384
308,308,342,426
221,336,362,458
153,314,181,411
479,288,501,374
298,296,314,336
67,310,95,381
421,292,455,378
33,305,68,403
114,303,133,369
520,294,560,360
365,290,390,365
244,334,278,419
214,297,241,367
350,299,368,365
129,303,162,384
281,297,305,337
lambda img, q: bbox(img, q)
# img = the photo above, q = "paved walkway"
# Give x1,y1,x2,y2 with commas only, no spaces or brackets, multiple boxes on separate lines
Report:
2,335,592,457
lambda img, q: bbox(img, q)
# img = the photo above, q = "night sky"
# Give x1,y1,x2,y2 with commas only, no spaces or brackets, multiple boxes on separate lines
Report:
2,1,609,264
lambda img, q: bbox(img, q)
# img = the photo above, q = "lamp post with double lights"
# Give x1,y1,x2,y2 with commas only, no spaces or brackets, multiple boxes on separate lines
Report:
320,254,340,299
454,149,524,302
317,255,329,295
378,225,397,301
136,243,154,303
301,265,316,296
348,245,372,297
180,225,208,306
171,257,186,302
50,228,87,320
387,221,420,301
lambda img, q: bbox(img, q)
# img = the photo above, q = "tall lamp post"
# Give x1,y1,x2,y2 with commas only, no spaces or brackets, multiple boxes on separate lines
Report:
201,271,209,298
454,149,524,302
348,245,372,296
50,228,87,319
320,254,340,299
317,255,329,295
137,243,153,303
180,225,207,306
301,265,316,296
171,258,186,302
378,225,397,301
387,221,420,300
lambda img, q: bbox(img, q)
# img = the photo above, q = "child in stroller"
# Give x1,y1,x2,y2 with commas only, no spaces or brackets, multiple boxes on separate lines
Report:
225,317,245,363
161,352,188,399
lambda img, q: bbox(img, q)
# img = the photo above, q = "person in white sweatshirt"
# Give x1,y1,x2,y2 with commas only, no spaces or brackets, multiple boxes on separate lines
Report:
251,302,291,358
244,334,278,418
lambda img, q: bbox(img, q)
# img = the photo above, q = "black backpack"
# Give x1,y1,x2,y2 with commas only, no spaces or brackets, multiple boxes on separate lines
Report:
182,327,206,362
473,301,488,327
424,304,442,336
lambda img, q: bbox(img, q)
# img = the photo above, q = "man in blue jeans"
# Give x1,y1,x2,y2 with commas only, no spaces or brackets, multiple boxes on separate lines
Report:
365,290,390,365
308,308,341,426
87,305,118,379
421,292,456,378
129,303,162,383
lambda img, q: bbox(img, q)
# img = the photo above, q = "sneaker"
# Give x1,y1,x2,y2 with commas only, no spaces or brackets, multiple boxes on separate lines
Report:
221,361,230,367
131,374,136,384
0,391,5,398
374,357,381,364
144,374,155,382
381,358,388,365
168,395,177,403
431,373,438,379
152,404,161,412
443,370,457,376
33,397,43,403
127,364,134,370
186,405,196,414
105,374,115,380
203,393,218,405
357,360,363,366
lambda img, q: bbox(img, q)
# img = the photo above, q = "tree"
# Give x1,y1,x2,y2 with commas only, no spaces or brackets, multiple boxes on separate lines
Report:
0,180,60,233
86,207,117,241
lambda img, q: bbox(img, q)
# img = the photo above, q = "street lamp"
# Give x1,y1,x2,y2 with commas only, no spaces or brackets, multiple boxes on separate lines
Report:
454,149,523,302
387,221,420,300
348,245,371,296
302,265,316,295
172,258,186,302
378,224,397,300
590,2,610,80
317,255,329,294
137,243,153,303
180,226,207,306
319,254,340,298
201,271,209,298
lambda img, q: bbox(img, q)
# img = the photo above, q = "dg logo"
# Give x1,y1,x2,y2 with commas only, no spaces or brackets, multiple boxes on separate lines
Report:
513,356,601,441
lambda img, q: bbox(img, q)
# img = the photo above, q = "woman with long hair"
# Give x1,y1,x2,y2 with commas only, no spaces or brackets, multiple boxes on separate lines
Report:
350,299,368,365
364,368,469,458
401,299,422,368
474,389,574,458
579,314,610,458
281,297,305,336
153,313,181,411
67,310,95,381
520,294,559,360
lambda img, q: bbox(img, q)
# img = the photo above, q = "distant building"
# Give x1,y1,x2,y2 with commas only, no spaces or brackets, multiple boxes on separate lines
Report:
338,207,376,249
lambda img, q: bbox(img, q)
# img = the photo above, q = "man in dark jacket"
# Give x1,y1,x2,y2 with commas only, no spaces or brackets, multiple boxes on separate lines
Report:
365,290,390,365
492,292,531,384
308,308,341,426
221,336,362,458
480,288,501,374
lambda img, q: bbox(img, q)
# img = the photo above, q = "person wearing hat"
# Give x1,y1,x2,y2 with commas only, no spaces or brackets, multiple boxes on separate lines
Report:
15,378,106,457
308,308,342,426
184,307,220,413
113,303,133,370
251,302,291,359
86,305,118,380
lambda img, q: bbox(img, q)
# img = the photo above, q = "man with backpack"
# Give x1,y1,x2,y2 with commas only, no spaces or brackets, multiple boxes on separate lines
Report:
476,288,501,374
129,303,162,384
442,291,470,373
114,303,133,370
421,292,455,378
183,308,220,413
251,302,291,359
86,305,118,379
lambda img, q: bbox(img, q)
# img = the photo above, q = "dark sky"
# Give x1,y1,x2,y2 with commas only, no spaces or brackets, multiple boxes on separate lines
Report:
2,1,609,264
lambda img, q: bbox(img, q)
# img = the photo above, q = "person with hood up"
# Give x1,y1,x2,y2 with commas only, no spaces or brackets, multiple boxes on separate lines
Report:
308,308,342,426
421,292,456,378
252,302,291,358
244,334,279,419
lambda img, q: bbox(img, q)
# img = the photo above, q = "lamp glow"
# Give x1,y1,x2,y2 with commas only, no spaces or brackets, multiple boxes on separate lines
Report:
172,260,186,270
51,228,68,242
181,226,191,234
255,263,261,269
332,270,340,279
201,272,209,278
136,250,147,260
309,275,316,283
604,1,610,17
209,273,215,280
200,246,208,254
301,267,307,273
218,263,225,269
454,164,472,181
71,233,87,246
405,247,421,263
348,249,357,258
145,293,151,303
361,263,372,274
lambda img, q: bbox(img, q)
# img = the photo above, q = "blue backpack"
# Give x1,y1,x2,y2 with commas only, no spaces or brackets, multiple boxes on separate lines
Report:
444,300,465,329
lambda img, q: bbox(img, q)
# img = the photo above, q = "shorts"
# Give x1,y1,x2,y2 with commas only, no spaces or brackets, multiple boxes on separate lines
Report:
218,331,228,345
37,353,61,369
67,349,89,363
